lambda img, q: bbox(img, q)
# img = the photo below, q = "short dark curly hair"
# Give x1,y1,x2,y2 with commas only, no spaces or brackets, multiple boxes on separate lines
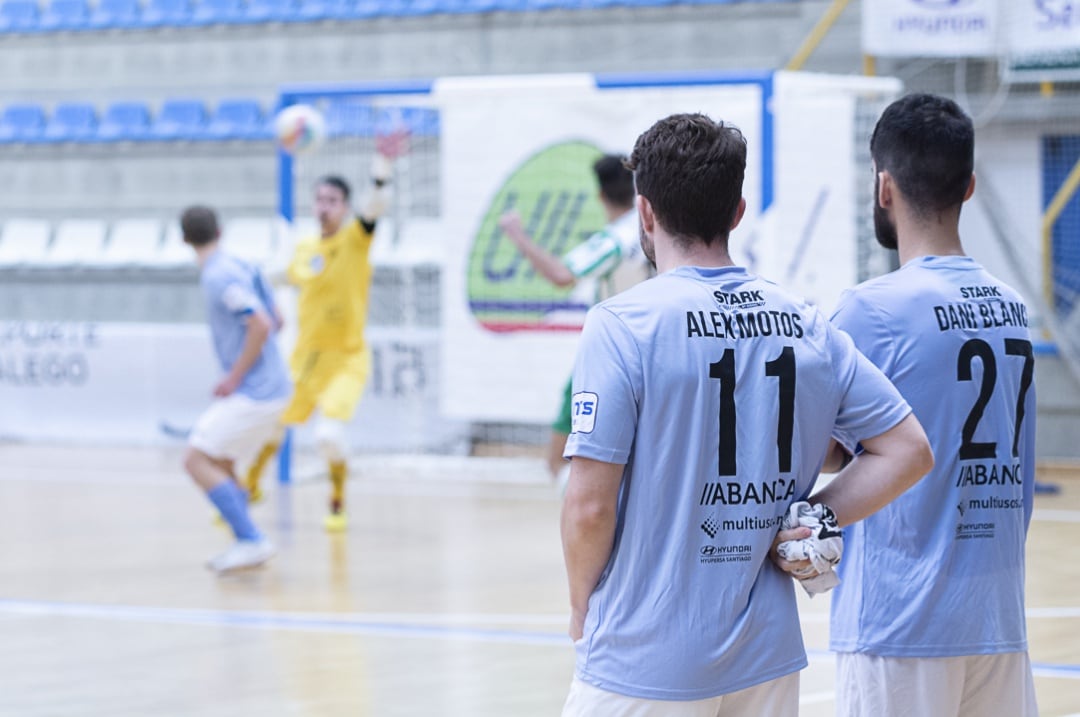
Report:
627,113,746,247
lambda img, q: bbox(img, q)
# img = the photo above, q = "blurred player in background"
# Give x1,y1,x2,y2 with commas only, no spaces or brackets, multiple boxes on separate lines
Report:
498,154,647,481
181,205,289,573
245,130,409,532
826,94,1039,717
560,113,933,716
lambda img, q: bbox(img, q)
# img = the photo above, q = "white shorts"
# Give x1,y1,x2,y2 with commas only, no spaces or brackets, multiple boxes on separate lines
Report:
189,394,289,466
561,673,799,717
836,651,1038,717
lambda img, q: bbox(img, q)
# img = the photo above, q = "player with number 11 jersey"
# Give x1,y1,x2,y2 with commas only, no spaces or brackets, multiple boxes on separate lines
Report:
566,265,914,700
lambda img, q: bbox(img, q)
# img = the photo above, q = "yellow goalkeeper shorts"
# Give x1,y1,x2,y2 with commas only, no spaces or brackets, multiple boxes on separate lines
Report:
281,347,371,425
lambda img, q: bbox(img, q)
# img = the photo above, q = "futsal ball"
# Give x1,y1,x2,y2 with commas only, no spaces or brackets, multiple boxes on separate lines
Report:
274,104,326,156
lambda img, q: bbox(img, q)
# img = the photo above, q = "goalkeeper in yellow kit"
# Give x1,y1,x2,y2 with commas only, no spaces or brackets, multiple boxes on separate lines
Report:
246,130,408,532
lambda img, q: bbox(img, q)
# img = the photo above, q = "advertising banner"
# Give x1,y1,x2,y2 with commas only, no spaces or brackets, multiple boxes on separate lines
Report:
0,321,460,451
1006,1,1080,81
862,0,1000,57
436,74,764,423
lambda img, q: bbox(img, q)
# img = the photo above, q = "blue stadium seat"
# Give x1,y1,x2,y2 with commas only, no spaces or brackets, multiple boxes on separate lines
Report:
149,99,207,140
350,0,385,18
97,101,151,141
442,0,499,12
325,102,376,137
89,0,141,28
0,0,41,32
39,0,89,30
374,0,439,15
43,102,98,142
190,0,246,24
205,99,269,140
139,0,191,25
244,0,295,21
0,104,46,142
295,0,353,20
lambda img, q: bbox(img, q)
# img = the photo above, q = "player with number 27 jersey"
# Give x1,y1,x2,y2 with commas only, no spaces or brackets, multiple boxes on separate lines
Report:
830,256,1036,656
565,265,912,699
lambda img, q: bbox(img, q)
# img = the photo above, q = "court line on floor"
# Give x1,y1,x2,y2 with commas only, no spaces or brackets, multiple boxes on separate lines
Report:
1033,509,1080,524
0,599,569,646
0,598,1077,680
2,469,1078,518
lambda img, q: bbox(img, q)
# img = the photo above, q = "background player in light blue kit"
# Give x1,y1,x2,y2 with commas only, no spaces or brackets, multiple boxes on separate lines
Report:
181,206,291,574
559,113,934,716
826,94,1039,717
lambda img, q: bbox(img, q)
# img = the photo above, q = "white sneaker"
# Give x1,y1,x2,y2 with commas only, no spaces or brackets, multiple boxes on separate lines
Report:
206,538,275,574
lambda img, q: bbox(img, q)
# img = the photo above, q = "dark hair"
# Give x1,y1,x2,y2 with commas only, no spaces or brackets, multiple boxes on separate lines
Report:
180,205,220,247
316,175,351,201
627,113,746,247
871,93,974,215
593,153,635,208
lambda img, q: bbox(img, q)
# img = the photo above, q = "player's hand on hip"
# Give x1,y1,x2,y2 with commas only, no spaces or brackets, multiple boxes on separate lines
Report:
214,375,240,397
769,526,815,577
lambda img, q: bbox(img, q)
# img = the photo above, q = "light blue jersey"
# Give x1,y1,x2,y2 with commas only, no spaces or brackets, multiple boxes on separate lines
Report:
830,255,1036,657
564,265,912,700
201,251,290,401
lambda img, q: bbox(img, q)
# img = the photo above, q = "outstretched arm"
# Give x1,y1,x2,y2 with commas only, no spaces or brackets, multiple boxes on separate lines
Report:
498,210,576,287
357,129,409,230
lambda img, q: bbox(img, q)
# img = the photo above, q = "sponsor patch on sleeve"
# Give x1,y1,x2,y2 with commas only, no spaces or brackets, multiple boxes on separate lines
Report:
571,392,599,434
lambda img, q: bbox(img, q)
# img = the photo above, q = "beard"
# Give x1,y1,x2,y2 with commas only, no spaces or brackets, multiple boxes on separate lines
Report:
639,220,657,270
873,201,898,251
872,174,898,251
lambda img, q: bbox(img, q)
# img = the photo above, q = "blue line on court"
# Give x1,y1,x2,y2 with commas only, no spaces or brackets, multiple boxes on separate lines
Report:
2,596,1080,682
0,599,568,647
1,599,1078,678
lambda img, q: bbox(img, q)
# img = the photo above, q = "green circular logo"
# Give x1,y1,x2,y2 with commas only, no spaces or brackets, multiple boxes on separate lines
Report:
467,140,606,333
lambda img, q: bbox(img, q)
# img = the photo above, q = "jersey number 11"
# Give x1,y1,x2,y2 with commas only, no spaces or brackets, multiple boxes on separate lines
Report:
710,346,796,476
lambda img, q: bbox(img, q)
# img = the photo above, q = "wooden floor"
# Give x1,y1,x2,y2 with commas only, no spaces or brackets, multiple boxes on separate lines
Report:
0,445,1077,717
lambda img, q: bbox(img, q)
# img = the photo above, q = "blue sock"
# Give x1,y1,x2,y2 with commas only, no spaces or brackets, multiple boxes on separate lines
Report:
207,482,261,542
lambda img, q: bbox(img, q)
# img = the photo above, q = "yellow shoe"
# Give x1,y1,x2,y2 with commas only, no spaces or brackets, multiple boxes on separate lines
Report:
323,512,348,532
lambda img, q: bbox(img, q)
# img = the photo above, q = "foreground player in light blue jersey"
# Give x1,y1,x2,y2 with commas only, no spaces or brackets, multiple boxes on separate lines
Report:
560,114,934,716
827,94,1039,716
181,206,291,574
